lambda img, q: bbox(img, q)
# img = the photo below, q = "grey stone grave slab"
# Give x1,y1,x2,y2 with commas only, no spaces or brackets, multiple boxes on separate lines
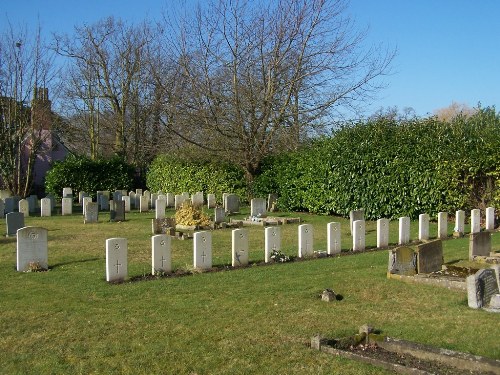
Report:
388,246,417,276
416,240,443,273
151,193,158,209
27,195,38,213
349,209,364,234
110,200,125,222
352,219,365,251
143,190,151,206
18,199,29,217
78,191,87,205
267,194,278,212
469,232,491,259
471,209,481,233
166,193,175,208
121,195,131,212
0,199,4,219
222,193,229,208
113,190,123,203
6,212,25,236
224,194,240,214
377,218,389,248
327,222,341,254
135,189,143,196
152,234,172,274
174,194,186,210
129,191,136,209
486,207,495,231
61,197,73,215
455,210,465,235
250,198,267,218
63,187,73,199
152,218,176,235
467,268,499,309
419,213,429,241
16,226,48,272
437,212,448,239
82,197,92,216
84,202,99,223
4,197,15,214
192,192,204,208
399,216,410,245
214,207,225,224
298,224,313,258
182,192,189,200
207,194,216,209
99,195,109,211
106,237,128,282
155,198,166,219
140,195,149,212
40,198,52,217
265,226,281,263
44,194,55,210
194,231,212,270
232,228,249,267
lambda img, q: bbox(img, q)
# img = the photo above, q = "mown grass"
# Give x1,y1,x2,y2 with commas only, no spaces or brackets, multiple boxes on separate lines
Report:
0,206,499,374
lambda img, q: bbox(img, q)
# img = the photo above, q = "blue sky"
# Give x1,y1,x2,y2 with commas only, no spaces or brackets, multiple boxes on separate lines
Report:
2,0,498,117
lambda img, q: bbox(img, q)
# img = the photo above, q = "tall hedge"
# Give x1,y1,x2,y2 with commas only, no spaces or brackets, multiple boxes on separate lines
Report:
146,155,247,202
45,155,135,198
254,107,500,219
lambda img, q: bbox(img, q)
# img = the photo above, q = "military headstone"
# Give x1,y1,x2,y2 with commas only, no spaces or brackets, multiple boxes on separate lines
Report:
349,209,364,234
61,197,73,215
377,218,389,248
174,194,186,210
16,226,48,272
155,198,166,219
63,187,73,199
150,193,158,209
191,192,204,208
106,237,128,282
193,231,212,270
418,213,430,241
298,224,314,258
416,240,443,273
327,222,341,254
399,216,410,245
99,195,109,211
471,209,481,233
27,195,38,213
455,210,465,235
129,191,136,209
232,228,249,267
166,193,175,208
486,207,495,231
437,212,448,239
40,198,51,217
352,219,365,251
207,193,216,209
140,195,149,212
82,197,92,216
18,199,29,217
122,195,131,212
214,207,225,224
152,234,172,274
265,226,281,263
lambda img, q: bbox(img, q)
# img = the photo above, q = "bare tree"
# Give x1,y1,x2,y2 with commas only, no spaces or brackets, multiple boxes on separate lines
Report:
155,0,395,180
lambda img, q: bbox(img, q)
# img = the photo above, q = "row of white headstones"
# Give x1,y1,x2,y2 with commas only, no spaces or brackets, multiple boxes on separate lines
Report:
16,206,496,282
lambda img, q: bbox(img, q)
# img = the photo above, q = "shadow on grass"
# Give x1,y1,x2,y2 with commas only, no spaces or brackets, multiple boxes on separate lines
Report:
50,257,101,269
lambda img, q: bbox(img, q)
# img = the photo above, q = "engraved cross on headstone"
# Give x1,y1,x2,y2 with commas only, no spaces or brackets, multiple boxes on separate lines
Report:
115,259,122,274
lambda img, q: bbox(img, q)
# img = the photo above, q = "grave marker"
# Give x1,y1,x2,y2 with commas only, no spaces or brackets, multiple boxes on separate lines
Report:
140,195,149,212
250,198,267,218
84,202,99,224
63,187,73,199
18,199,29,217
232,228,249,267
27,195,38,213
61,197,73,215
469,232,491,259
207,194,216,209
416,240,443,273
105,238,128,282
99,195,109,211
349,209,364,234
418,214,429,241
16,226,48,272
150,193,158,209
467,268,499,309
110,200,125,222
437,212,448,239
388,246,417,276
327,222,341,255
152,218,176,235
155,198,166,219
6,212,25,236
166,193,175,208
377,218,389,248
298,224,314,258
486,207,495,231
40,198,51,217
194,231,212,270
352,219,365,251
265,226,281,263
267,194,278,212
225,194,240,214
398,217,410,245
174,194,186,210
4,197,15,214
122,195,131,212
82,197,92,216
129,191,136,209
455,210,465,235
214,207,225,224
191,192,204,208
152,234,172,274
471,209,481,233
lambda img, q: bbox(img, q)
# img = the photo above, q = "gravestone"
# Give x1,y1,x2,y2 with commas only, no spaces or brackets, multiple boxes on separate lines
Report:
152,218,176,235
174,194,186,210
150,193,158,209
486,207,495,231
78,191,87,205
143,191,151,207
471,209,481,233
63,187,73,199
4,197,15,214
399,216,410,245
113,190,123,203
16,226,48,272
18,199,29,217
152,234,172,274
6,212,25,237
437,212,448,239
82,197,92,216
214,207,225,224
135,188,143,196
377,218,389,248
40,198,52,217
327,222,341,255
418,213,430,241
134,192,141,209
0,190,11,199
182,192,189,200
193,231,212,270
250,198,267,218
467,268,499,309
388,246,417,276
416,240,443,273
224,194,240,214
155,198,166,219
61,197,73,215
140,195,149,212
166,193,175,208
0,199,4,219
267,194,278,212
106,237,128,282
298,224,314,258
222,193,229,208
122,195,131,212
84,202,99,224
110,200,125,222
99,195,109,211
191,192,204,208
352,219,365,251
27,195,38,213
232,228,249,267
469,232,491,259
129,191,136,209
265,226,281,263
207,194,216,209
349,209,364,234
455,210,465,235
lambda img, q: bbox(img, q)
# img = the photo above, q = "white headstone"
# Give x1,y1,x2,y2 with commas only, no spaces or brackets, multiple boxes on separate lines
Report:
471,209,481,234
62,187,73,198
207,194,216,209
192,192,204,208
16,226,48,272
437,212,448,239
143,190,151,206
232,228,249,267
40,198,51,217
61,197,73,215
18,199,29,217
166,193,175,208
152,234,171,274
140,195,149,212
194,231,212,270
419,213,429,241
151,193,159,209
298,224,313,258
222,193,229,208
486,207,495,231
352,220,365,251
250,198,267,218
327,222,341,255
78,191,87,205
84,202,99,223
121,195,131,212
398,217,410,245
265,227,281,263
155,198,166,219
174,194,186,210
349,209,364,234
106,237,127,282
455,210,465,234
377,218,390,248
82,197,92,216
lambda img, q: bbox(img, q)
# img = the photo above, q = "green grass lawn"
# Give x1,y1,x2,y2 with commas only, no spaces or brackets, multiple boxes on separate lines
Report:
0,206,499,374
